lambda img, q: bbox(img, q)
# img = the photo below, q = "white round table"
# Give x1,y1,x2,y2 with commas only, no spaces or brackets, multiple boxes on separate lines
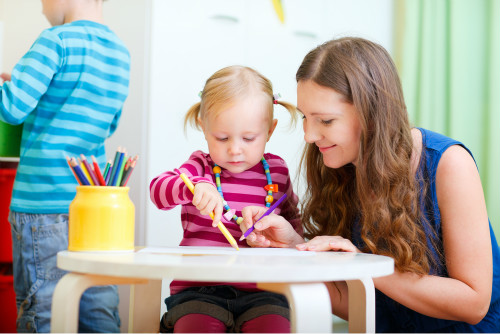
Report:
51,246,394,333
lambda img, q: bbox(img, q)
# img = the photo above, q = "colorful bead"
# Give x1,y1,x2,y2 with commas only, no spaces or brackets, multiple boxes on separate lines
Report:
264,184,278,192
214,157,273,224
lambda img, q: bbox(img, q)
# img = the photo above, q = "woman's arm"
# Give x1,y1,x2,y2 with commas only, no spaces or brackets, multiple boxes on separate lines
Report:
374,145,492,324
296,145,492,324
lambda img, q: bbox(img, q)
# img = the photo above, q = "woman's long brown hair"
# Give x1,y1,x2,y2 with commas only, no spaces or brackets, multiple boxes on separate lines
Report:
297,37,433,274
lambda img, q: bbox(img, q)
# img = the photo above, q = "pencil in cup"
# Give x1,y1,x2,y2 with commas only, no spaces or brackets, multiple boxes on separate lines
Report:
78,158,95,185
120,155,138,186
91,155,107,186
115,153,127,186
67,157,91,185
66,156,82,185
103,160,112,184
110,149,125,186
80,154,99,186
107,147,122,186
178,173,239,251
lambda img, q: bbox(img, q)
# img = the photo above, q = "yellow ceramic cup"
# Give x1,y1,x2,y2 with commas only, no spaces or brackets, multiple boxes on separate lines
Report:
68,186,135,251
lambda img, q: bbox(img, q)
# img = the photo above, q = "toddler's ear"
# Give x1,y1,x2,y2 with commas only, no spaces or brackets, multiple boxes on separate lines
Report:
197,117,204,131
267,119,278,141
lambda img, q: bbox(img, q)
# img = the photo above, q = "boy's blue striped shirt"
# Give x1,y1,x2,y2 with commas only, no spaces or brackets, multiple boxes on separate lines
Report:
0,20,130,213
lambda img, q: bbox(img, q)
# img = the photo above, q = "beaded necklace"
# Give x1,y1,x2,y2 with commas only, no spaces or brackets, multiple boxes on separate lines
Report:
213,157,277,224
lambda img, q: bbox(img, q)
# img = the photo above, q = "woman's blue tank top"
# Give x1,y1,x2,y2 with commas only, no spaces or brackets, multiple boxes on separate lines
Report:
361,128,500,332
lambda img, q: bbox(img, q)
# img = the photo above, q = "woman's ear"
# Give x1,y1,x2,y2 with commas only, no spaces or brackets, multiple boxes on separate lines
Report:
267,119,278,142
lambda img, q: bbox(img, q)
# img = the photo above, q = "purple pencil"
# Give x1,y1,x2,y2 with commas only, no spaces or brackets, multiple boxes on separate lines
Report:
239,193,287,241
80,154,99,186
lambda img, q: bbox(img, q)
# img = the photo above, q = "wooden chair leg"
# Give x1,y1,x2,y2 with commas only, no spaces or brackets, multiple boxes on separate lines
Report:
346,278,375,333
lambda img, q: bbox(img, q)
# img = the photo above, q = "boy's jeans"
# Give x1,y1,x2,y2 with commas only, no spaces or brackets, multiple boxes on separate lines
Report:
8,211,121,333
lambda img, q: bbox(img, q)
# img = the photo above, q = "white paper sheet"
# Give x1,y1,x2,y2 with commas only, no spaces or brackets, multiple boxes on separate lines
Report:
138,246,315,256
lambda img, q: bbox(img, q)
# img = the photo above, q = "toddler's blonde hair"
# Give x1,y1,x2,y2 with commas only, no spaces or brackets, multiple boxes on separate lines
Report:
185,65,297,132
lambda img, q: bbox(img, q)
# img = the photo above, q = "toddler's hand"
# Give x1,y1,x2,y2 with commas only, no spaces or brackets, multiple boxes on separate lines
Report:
192,182,224,227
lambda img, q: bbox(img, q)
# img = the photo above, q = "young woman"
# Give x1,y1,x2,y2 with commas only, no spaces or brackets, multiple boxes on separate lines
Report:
241,37,500,333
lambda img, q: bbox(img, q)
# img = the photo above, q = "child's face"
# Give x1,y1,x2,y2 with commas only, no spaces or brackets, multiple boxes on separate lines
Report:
298,80,362,168
201,94,277,174
41,0,65,26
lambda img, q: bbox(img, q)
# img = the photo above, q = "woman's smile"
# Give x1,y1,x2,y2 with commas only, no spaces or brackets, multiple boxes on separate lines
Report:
318,144,336,153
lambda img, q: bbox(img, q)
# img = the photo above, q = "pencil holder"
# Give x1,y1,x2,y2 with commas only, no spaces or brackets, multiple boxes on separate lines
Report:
68,186,135,251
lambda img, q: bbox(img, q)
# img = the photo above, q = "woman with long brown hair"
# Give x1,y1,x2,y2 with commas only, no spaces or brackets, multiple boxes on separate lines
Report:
241,37,500,332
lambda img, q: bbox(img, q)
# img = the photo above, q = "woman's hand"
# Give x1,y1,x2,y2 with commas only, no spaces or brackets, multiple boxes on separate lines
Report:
241,206,304,248
296,235,361,252
192,182,223,227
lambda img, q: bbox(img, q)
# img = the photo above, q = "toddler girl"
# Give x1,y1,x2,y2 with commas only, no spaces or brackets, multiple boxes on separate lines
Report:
149,65,302,333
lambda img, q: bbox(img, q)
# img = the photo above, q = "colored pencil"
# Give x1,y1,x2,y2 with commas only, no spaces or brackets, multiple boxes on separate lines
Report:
103,160,112,179
115,154,127,186
66,148,137,187
240,193,288,241
70,158,91,185
110,150,125,186
107,147,122,186
120,155,138,186
179,173,239,251
66,156,82,185
80,154,99,186
91,155,106,186
78,158,95,185
104,164,113,185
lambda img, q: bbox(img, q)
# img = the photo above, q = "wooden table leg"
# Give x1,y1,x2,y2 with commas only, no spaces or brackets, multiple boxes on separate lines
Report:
50,273,147,333
258,282,332,333
128,279,162,332
346,278,375,333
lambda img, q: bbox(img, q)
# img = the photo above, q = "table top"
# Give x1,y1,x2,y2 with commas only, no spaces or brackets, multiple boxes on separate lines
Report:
57,246,394,282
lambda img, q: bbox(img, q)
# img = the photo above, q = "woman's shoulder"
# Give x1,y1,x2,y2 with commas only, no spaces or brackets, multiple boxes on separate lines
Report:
416,127,475,165
417,128,463,152
414,128,478,189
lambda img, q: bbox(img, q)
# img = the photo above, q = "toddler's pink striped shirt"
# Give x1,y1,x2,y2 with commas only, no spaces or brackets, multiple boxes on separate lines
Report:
150,150,301,294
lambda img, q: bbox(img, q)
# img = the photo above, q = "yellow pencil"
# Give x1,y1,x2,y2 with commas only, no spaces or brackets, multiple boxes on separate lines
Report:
179,173,239,251
79,159,95,185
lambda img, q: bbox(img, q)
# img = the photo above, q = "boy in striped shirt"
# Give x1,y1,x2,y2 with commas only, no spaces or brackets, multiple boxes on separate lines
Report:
0,0,130,332
150,66,302,333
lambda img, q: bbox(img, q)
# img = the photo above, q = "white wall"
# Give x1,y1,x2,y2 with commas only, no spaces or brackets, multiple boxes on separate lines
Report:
0,1,49,68
146,0,394,248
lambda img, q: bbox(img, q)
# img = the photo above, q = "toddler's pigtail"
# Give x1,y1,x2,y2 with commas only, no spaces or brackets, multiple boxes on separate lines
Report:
275,100,298,128
184,102,202,134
